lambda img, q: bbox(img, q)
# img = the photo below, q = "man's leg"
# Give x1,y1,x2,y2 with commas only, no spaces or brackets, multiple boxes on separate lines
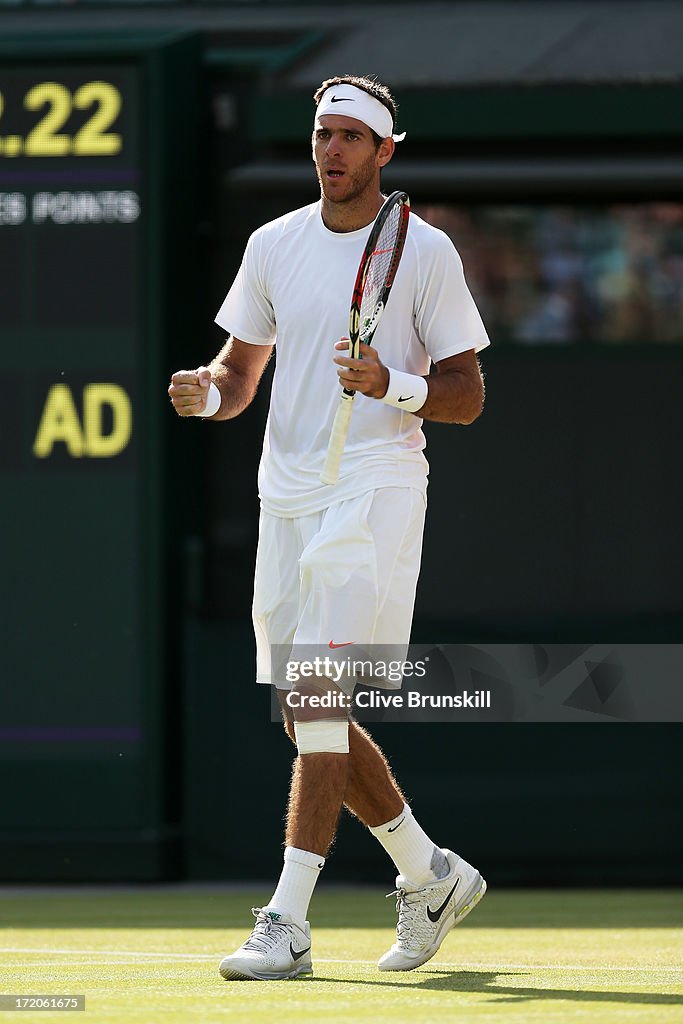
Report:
220,509,332,982
262,741,348,928
345,719,404,825
285,751,349,855
346,721,453,884
220,681,352,982
283,713,448,885
280,712,486,973
279,700,399,827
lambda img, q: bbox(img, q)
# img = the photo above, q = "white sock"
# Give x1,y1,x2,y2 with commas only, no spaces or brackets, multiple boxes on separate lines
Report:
369,803,450,887
263,846,325,926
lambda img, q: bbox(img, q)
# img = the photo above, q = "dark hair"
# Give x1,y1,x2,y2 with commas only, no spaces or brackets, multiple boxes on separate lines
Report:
313,75,399,146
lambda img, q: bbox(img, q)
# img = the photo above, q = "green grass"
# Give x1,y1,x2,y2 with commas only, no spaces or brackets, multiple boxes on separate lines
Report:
1,887,681,1023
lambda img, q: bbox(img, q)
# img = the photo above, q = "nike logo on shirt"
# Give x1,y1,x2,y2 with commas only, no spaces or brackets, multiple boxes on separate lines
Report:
426,880,459,922
329,640,354,649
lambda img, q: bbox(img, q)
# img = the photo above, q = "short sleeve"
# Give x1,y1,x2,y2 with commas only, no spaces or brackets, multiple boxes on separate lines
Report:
215,230,276,345
414,229,490,363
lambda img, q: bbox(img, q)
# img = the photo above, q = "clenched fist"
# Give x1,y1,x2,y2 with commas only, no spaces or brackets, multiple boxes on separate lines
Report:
168,366,213,417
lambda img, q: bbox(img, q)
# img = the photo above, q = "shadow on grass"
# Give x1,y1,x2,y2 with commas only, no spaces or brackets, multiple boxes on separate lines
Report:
314,969,683,1007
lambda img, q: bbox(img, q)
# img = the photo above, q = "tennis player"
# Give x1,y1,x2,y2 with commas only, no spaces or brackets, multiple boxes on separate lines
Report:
169,75,490,981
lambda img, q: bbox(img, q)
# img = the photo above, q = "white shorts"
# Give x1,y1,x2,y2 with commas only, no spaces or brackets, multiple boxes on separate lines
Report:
252,487,426,689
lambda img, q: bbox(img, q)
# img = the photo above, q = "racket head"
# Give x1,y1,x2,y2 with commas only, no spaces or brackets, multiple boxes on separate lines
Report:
322,191,410,484
349,191,410,356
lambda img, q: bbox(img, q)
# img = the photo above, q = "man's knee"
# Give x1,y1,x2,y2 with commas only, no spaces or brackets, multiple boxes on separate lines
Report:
294,719,349,755
282,716,350,755
277,682,351,753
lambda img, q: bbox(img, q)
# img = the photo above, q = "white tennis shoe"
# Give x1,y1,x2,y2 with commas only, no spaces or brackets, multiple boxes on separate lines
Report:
378,849,487,971
219,908,313,981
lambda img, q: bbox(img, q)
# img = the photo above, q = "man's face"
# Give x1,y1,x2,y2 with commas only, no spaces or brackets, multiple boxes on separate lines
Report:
312,114,391,204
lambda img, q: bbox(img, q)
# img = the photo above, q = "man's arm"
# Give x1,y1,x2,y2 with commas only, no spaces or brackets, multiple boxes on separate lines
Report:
168,337,273,420
415,349,484,425
333,342,484,425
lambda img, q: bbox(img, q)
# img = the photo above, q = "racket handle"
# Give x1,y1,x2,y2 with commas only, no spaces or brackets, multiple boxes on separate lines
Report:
320,395,354,484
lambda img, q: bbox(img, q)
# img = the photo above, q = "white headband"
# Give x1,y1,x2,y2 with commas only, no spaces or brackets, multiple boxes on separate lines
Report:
315,84,406,142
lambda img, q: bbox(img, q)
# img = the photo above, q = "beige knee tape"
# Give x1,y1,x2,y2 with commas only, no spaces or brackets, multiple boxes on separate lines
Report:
294,719,349,754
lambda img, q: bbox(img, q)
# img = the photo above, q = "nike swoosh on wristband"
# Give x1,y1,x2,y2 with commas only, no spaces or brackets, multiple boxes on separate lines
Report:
397,395,415,403
290,943,311,961
387,817,405,833
330,96,353,103
329,640,354,649
426,880,459,923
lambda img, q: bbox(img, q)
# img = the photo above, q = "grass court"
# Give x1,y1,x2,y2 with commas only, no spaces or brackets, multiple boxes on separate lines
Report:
2,886,681,1023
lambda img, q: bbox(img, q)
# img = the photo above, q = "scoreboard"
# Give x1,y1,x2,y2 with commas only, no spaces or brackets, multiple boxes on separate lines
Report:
0,67,141,323
0,64,140,454
0,32,200,879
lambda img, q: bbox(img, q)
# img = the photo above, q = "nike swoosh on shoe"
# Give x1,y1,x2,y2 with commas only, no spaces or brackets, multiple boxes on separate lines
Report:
426,879,459,923
290,944,311,961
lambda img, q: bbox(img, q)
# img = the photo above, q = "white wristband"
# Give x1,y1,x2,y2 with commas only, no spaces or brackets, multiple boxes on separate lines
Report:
194,381,221,418
381,368,428,414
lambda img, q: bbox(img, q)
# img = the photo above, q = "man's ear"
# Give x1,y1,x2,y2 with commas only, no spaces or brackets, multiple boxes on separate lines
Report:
377,137,395,168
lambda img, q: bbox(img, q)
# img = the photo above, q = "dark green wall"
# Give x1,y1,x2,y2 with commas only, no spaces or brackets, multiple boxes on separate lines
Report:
0,31,202,883
186,350,683,885
2,30,681,885
181,620,682,886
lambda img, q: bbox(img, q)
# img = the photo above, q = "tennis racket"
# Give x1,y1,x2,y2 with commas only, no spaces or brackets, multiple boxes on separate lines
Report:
320,190,410,485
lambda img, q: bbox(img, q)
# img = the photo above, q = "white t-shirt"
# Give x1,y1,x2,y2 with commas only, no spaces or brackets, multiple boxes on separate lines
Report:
215,201,490,517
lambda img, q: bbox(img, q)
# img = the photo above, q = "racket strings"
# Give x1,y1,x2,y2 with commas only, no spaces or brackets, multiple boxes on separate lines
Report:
359,205,402,335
